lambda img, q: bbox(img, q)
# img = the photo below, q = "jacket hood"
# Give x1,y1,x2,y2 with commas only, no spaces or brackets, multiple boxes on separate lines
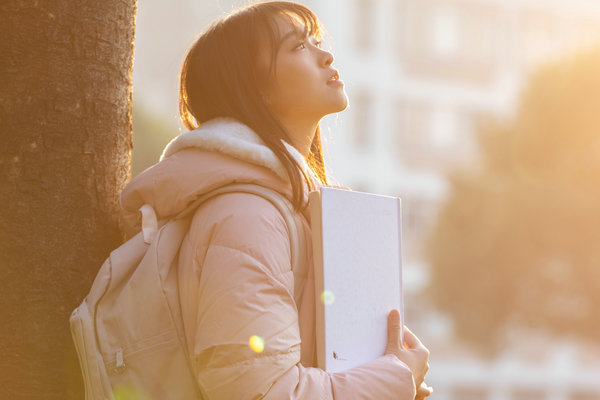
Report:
120,118,315,238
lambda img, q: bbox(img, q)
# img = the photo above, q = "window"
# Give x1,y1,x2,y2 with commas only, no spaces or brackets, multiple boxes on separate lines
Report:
395,100,448,169
511,388,546,400
451,386,490,400
354,0,375,53
402,196,429,242
395,101,429,144
394,100,434,168
399,0,501,84
570,391,600,400
351,89,372,149
431,108,459,149
431,7,460,56
400,194,438,263
394,100,475,168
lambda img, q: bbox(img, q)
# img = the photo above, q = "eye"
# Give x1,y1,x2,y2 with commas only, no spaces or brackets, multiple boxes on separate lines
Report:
313,39,323,48
295,41,306,50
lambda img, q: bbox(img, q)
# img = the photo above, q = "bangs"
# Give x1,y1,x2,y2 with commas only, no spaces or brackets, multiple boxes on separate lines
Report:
279,3,323,39
251,1,323,37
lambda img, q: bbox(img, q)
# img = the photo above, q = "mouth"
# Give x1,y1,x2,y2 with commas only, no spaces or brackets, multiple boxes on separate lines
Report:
327,70,343,86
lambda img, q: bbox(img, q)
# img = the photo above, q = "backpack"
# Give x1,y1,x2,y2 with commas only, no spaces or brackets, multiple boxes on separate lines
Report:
70,183,303,400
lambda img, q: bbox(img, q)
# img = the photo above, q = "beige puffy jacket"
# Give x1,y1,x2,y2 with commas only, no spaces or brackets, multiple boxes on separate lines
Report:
119,119,416,399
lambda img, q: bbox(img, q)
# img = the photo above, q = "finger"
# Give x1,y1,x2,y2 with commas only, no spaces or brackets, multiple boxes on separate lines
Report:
417,382,433,395
416,382,433,399
403,326,425,350
388,309,401,329
386,309,401,350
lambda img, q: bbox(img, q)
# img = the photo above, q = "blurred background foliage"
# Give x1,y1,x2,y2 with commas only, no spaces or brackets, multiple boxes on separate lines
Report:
131,101,176,176
427,48,600,354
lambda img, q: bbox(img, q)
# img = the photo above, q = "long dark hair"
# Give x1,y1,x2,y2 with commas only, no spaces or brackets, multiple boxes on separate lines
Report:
179,1,329,209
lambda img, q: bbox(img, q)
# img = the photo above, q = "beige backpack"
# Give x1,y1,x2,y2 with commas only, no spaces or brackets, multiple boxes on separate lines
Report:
70,184,302,400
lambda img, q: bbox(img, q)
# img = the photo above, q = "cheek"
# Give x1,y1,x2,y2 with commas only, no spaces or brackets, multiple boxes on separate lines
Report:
275,63,299,86
263,77,292,108
275,61,314,98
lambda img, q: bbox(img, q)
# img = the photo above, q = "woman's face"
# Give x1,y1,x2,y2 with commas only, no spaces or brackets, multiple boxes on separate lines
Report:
260,16,348,126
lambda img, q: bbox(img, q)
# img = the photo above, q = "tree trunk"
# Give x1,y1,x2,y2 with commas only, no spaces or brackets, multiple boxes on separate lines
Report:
0,1,136,398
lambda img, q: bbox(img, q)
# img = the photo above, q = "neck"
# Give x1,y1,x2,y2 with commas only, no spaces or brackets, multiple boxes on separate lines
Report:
280,118,319,158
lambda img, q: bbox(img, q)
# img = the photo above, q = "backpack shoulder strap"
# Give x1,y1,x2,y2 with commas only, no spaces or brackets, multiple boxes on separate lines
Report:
175,183,303,271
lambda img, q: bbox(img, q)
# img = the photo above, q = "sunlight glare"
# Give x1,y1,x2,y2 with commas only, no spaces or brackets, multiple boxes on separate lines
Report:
249,335,265,353
321,290,335,305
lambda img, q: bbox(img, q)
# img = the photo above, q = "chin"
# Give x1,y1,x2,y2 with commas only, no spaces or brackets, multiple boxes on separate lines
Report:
327,91,349,114
338,94,349,111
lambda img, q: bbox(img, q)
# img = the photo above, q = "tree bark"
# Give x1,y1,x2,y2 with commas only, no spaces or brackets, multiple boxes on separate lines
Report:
0,1,136,398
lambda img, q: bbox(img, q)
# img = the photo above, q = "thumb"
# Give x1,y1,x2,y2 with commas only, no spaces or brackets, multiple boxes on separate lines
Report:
403,326,425,350
386,309,402,351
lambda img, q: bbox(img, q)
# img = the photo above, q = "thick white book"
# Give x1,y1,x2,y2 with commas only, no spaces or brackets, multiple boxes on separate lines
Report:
309,187,404,373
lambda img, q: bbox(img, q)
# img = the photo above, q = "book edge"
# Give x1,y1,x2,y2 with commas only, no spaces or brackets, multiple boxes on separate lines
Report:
308,189,326,370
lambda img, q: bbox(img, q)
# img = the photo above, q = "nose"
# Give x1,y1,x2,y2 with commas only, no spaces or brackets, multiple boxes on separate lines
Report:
320,48,334,67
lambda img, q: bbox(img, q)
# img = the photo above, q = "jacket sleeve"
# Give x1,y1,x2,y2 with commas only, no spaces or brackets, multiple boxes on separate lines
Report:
182,193,416,400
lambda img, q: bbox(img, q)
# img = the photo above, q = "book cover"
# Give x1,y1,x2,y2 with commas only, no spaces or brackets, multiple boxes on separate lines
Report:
309,187,404,373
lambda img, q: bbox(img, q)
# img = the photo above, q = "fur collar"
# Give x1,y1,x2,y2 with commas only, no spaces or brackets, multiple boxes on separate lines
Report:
160,118,312,182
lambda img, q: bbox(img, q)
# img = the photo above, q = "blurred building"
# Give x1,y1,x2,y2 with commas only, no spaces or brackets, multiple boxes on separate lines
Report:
302,0,600,399
305,0,600,279
132,0,600,399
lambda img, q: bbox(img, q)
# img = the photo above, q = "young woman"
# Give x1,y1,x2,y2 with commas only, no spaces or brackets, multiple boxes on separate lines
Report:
120,1,431,398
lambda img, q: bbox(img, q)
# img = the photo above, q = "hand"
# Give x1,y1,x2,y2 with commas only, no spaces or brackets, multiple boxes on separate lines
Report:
384,310,431,395
416,382,433,400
